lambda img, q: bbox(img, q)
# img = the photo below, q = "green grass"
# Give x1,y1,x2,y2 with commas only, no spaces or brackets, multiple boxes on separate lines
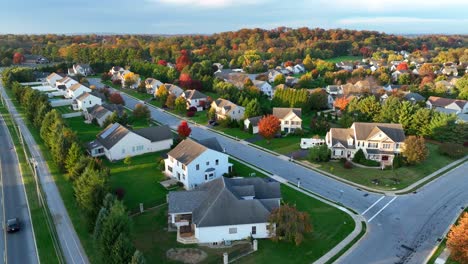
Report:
3,88,103,264
188,110,209,124
103,80,152,101
254,135,304,155
104,152,169,212
325,56,362,63
309,143,456,191
65,116,103,143
0,104,62,264
54,105,75,114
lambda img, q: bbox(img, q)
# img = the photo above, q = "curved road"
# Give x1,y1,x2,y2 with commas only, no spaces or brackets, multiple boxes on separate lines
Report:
0,112,38,264
107,82,467,264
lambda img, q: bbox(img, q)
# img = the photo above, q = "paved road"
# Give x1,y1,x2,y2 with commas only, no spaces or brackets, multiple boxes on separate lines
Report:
0,83,89,264
0,113,38,264
102,81,467,264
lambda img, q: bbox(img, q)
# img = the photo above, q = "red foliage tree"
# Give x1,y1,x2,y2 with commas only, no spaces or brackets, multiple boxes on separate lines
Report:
284,61,293,67
157,60,167,66
359,47,371,57
179,73,193,89
176,50,191,72
109,93,125,105
177,121,192,139
334,97,350,111
396,62,408,71
420,76,434,89
12,52,25,64
258,115,280,143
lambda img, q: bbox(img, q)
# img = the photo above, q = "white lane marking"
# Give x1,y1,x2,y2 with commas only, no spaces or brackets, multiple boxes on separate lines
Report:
361,196,385,215
368,196,398,223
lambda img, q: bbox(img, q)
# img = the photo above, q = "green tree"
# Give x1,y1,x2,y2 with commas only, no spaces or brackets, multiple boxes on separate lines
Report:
208,107,216,121
244,99,262,118
396,101,417,132
175,96,187,113
376,96,401,123
110,233,135,264
130,250,147,264
123,155,132,166
273,74,285,86
99,200,131,261
93,207,109,240
398,73,411,85
309,90,328,110
456,74,468,100
357,96,381,121
65,142,82,179
308,145,330,162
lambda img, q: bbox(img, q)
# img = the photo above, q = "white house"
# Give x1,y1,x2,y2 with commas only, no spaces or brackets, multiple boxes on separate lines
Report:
72,92,102,111
293,64,305,74
268,69,282,83
165,84,184,98
211,99,245,121
87,123,173,161
426,96,468,114
391,70,408,82
336,61,354,71
56,77,78,89
109,66,125,77
145,78,163,94
164,138,232,190
68,64,92,76
66,83,92,99
181,89,207,111
84,104,124,127
325,122,406,165
244,116,262,134
168,177,281,244
253,80,273,98
272,107,302,133
326,85,344,95
46,73,64,87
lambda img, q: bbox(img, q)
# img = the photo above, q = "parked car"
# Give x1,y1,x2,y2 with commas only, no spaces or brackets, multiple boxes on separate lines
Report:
6,218,20,233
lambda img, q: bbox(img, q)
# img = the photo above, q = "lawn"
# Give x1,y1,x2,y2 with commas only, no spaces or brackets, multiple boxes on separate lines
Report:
0,104,62,263
103,80,152,101
104,152,169,212
254,135,304,155
54,105,76,114
189,110,209,124
307,143,457,190
325,56,362,63
214,126,254,140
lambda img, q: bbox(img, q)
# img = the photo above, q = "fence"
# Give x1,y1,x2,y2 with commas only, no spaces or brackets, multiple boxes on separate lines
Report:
62,112,83,119
50,99,73,107
225,240,258,263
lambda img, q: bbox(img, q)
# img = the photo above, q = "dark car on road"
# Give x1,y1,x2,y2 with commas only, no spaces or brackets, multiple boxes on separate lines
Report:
6,218,20,233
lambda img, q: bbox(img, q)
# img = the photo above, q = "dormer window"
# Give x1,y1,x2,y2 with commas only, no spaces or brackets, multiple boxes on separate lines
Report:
347,137,353,146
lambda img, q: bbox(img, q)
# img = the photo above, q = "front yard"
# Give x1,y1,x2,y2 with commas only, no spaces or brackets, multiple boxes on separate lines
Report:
303,143,457,191
253,135,305,155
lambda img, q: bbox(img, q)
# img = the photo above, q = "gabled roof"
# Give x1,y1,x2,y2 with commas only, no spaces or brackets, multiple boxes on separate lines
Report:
404,92,425,102
165,84,184,96
184,89,207,100
168,177,281,227
46,72,62,81
133,125,173,142
329,128,354,148
197,138,223,153
87,105,111,119
428,96,467,108
167,138,209,165
96,123,131,149
69,83,87,92
353,122,405,142
272,107,302,119
246,116,263,126
213,99,242,114
76,92,92,101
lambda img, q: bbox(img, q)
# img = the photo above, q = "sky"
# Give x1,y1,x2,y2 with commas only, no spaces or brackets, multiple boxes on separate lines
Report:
1,0,467,35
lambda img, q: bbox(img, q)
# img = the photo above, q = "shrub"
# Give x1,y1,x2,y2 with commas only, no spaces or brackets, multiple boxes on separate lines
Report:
186,111,195,117
308,145,331,162
393,155,403,168
188,106,197,112
344,160,353,169
293,128,304,136
352,149,380,167
114,188,125,200
438,143,467,159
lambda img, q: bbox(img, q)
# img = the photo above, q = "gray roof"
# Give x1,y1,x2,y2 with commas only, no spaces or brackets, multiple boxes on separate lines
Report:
272,107,302,119
76,92,91,101
353,122,405,142
88,105,111,119
168,177,281,227
133,125,173,142
96,123,130,149
197,138,223,152
184,89,207,100
247,116,263,126
330,128,354,147
404,92,425,102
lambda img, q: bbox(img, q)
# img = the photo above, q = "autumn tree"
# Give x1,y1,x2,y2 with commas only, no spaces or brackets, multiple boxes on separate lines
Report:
273,74,285,86
132,103,150,120
446,212,468,263
418,63,434,77
177,121,192,139
165,94,176,109
155,84,168,102
402,136,428,165
333,97,350,111
174,96,187,113
258,115,280,143
123,72,138,88
179,73,192,89
176,50,191,72
109,93,125,105
303,54,314,71
12,52,25,64
268,204,312,246
396,62,408,71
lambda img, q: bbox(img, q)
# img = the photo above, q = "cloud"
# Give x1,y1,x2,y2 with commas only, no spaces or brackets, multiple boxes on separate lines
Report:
316,0,468,12
150,0,264,8
337,17,468,25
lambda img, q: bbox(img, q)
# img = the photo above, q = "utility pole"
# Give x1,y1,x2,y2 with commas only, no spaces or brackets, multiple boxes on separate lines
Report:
30,158,42,207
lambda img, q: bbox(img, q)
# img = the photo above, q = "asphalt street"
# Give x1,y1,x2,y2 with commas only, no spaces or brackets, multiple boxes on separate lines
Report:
100,80,467,264
0,112,38,264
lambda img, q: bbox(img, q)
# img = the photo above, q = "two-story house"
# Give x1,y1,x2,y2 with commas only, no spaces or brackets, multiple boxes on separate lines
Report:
165,84,184,98
72,92,102,111
87,123,173,161
168,177,281,244
272,107,302,133
56,77,78,90
325,122,406,165
253,80,273,98
211,99,245,121
68,64,92,76
181,89,207,111
46,72,64,87
164,138,232,190
66,83,92,99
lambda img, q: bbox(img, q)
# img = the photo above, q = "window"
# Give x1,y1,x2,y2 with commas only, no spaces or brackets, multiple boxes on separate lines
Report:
229,228,237,234
383,143,391,149
284,121,289,125
89,100,91,104
182,164,186,170
168,166,172,172
206,161,209,166
177,161,180,166
367,143,378,148
196,164,199,170
251,226,256,235
395,143,401,149
205,175,208,180
183,174,185,180
216,159,219,165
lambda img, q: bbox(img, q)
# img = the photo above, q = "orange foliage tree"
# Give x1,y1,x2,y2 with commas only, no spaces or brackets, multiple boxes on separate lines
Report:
334,97,350,111
396,62,408,71
447,212,468,263
418,63,434,77
258,115,280,143
176,50,191,72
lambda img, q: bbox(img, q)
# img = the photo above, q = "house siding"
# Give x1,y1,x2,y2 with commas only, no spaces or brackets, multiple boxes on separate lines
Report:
195,222,270,243
106,133,172,161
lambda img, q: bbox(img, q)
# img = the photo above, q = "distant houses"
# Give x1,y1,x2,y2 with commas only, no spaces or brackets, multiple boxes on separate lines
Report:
68,64,93,76
181,89,208,111
84,104,125,127
426,96,468,114
87,123,173,161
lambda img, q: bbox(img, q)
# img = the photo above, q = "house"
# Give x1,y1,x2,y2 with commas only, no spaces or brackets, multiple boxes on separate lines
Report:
84,103,124,127
326,85,343,95
68,64,92,76
211,99,245,121
164,138,232,190
272,107,302,133
293,64,305,74
268,69,283,83
403,92,425,104
325,122,406,165
244,116,262,134
164,84,184,98
285,76,299,87
252,80,273,97
391,70,408,82
336,61,354,71
145,78,163,94
426,96,468,114
441,66,458,76
72,92,102,111
66,83,92,99
181,89,207,111
46,72,64,87
168,177,281,244
56,77,78,89
87,123,173,161
109,66,125,77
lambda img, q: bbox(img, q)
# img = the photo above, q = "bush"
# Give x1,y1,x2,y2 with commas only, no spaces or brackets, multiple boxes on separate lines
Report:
344,160,353,169
308,145,331,162
186,111,195,117
393,155,403,168
293,128,304,136
114,188,125,200
352,149,380,167
438,143,467,159
188,106,197,112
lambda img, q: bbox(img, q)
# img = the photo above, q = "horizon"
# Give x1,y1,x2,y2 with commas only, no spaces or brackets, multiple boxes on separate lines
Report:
1,0,468,35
